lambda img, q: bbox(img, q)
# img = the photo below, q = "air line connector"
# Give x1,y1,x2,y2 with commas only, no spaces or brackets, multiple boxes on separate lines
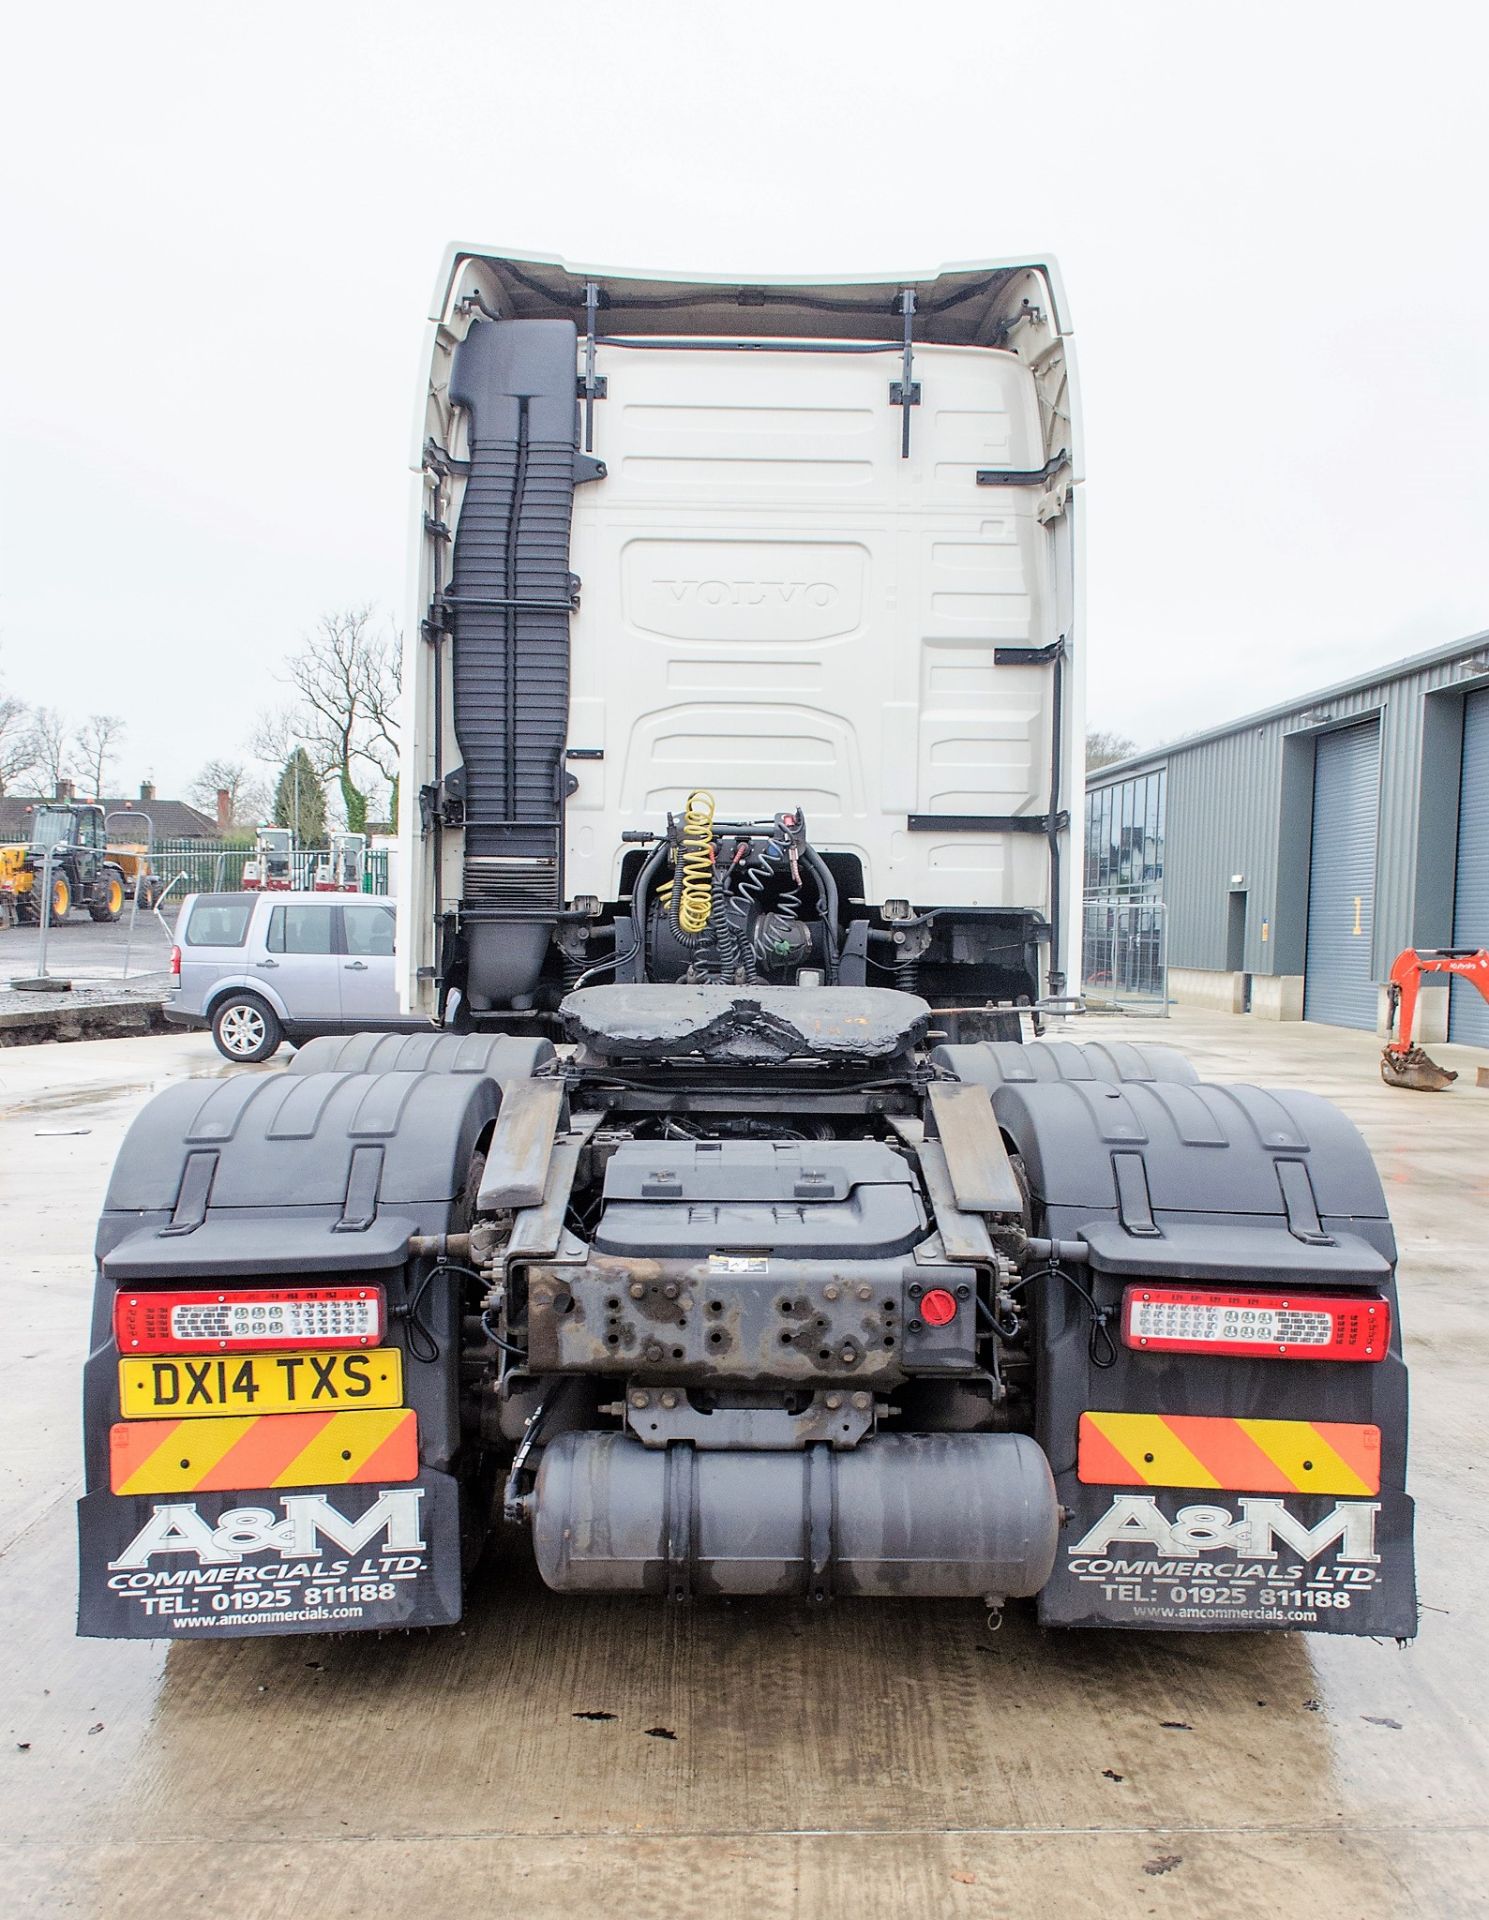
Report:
407,1231,473,1262
1021,1237,1091,1266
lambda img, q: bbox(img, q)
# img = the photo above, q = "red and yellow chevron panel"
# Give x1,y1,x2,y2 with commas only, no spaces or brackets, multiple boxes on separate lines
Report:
1078,1411,1380,1496
109,1409,418,1495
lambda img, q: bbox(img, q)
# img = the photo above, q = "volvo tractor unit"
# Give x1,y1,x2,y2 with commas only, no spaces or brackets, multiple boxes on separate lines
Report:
78,251,1415,1643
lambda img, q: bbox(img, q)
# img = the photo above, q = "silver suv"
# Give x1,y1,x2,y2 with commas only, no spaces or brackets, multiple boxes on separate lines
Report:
166,891,426,1061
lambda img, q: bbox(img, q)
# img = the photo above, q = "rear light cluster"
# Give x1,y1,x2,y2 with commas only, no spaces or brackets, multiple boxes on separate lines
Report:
1122,1287,1389,1362
170,943,181,979
114,1287,384,1354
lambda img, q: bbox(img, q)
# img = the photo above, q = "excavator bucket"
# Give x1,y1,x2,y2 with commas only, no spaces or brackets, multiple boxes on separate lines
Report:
1381,1045,1458,1092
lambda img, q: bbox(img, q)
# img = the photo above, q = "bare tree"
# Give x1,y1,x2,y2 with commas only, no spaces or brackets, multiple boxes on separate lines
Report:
250,705,301,770
74,713,127,798
1087,728,1138,771
187,759,269,832
360,627,403,826
0,693,38,797
275,607,402,834
28,707,71,794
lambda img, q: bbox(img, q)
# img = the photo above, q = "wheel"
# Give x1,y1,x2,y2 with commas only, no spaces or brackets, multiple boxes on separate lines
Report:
47,873,71,921
211,993,283,1063
89,870,125,922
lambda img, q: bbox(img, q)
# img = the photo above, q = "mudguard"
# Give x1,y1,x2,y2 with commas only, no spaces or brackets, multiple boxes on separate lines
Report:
933,1037,1199,1088
992,1076,1416,1637
78,1069,500,1639
287,1030,555,1079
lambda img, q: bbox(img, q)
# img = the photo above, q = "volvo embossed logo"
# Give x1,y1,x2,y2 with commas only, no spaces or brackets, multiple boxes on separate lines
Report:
654,578,839,608
622,541,864,641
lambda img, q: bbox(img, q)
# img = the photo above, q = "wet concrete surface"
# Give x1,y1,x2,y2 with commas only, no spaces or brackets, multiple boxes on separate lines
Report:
0,900,174,985
0,909,175,1041
1,1013,1486,1917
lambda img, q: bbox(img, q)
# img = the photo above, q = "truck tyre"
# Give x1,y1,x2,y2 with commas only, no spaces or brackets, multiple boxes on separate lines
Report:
89,868,126,922
211,992,283,1063
47,872,71,921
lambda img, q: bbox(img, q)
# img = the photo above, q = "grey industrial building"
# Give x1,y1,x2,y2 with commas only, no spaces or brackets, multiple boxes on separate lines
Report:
1084,629,1489,1048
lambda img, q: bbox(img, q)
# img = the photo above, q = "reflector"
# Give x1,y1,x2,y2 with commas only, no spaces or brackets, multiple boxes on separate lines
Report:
1122,1287,1389,1361
114,1287,384,1355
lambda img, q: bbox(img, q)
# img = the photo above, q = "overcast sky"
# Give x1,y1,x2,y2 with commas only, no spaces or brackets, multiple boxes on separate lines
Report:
1,1,1484,800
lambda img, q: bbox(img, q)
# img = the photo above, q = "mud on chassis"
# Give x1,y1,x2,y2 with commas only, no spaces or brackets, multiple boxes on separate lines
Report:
78,983,1415,1642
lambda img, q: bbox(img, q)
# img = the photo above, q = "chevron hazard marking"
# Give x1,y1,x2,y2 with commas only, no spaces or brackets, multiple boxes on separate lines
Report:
109,1410,418,1495
1078,1411,1379,1496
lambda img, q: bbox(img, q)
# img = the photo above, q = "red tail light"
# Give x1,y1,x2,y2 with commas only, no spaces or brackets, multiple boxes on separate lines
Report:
114,1287,384,1354
1122,1287,1389,1361
170,943,181,978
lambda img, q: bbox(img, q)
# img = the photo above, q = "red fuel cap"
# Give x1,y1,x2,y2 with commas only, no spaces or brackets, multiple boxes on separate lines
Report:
920,1288,958,1327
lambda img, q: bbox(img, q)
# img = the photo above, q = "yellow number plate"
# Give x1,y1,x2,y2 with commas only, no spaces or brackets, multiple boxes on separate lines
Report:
117,1348,403,1419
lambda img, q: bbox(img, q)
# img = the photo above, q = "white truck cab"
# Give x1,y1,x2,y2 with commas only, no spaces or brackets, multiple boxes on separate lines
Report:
399,249,1084,1035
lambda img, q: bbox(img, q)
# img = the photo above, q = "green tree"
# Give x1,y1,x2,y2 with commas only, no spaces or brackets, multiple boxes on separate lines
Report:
273,747,327,844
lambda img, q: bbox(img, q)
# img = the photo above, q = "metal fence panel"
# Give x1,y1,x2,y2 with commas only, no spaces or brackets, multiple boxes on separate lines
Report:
1082,896,1169,1014
148,842,394,898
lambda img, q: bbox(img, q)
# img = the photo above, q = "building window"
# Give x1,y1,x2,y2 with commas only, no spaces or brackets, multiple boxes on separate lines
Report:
1085,769,1165,903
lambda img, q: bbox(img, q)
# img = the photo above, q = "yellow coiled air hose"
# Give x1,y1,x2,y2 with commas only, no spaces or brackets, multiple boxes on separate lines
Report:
674,788,716,936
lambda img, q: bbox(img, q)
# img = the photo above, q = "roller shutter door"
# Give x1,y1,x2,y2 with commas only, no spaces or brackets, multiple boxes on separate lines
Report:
1450,688,1489,1046
1304,721,1380,1030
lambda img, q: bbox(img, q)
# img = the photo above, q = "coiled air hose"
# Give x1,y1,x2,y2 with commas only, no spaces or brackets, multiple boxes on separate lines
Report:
671,788,716,940
739,837,803,966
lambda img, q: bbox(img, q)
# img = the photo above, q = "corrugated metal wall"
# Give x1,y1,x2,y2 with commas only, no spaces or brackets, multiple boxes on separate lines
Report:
1303,720,1381,1028
1450,687,1489,1045
1090,635,1489,989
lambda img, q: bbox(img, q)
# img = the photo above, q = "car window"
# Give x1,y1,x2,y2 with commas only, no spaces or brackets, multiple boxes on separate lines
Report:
343,904,395,957
266,904,337,955
185,898,254,947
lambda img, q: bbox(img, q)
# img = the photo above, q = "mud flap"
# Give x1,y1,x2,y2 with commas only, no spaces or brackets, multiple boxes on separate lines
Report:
1039,1480,1416,1636
77,1470,463,1640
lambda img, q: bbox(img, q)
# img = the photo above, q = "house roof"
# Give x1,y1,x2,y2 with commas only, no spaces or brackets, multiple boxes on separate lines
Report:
0,796,220,842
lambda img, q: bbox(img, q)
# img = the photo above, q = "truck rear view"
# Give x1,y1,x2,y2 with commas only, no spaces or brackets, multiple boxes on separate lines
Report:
77,251,1414,1643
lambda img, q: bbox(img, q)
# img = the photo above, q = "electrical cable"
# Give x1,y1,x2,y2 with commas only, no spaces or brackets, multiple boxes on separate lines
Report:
396,1263,445,1364
1010,1261,1117,1369
573,932,641,989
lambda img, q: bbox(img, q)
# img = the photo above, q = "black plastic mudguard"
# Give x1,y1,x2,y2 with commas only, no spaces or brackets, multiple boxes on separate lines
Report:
77,1472,463,1639
990,1073,1418,1637
77,1067,502,1640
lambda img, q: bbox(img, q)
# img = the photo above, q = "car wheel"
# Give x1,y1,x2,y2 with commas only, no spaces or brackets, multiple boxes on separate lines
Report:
211,993,283,1063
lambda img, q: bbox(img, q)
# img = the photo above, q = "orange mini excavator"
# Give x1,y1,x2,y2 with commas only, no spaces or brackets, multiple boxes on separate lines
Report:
1382,948,1489,1089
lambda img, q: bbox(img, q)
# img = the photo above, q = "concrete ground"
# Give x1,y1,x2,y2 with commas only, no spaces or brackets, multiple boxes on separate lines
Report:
0,898,174,985
1,1009,1486,1918
0,903,175,1038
